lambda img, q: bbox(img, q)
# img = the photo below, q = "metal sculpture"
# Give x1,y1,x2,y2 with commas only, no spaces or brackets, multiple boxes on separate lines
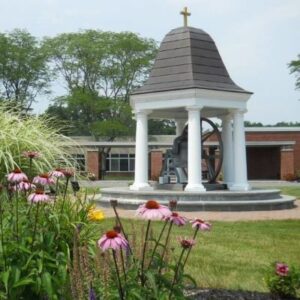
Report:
160,117,223,184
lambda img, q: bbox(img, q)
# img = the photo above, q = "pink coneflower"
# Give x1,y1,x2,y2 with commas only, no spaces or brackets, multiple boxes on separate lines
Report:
168,200,178,211
27,189,49,203
62,169,74,178
276,263,289,276
97,230,128,251
136,200,172,220
16,179,35,191
33,173,55,185
191,219,212,231
22,151,40,159
179,237,196,249
165,212,187,226
7,168,28,183
50,168,65,178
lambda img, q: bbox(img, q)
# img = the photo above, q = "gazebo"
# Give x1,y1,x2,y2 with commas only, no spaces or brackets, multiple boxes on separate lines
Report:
130,8,252,192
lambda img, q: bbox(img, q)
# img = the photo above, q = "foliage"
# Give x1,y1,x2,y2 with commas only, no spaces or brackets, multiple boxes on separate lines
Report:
43,30,157,101
149,119,176,135
43,30,157,138
283,173,298,182
244,120,300,127
244,121,264,127
46,89,135,139
71,201,208,299
288,54,300,90
265,263,300,297
0,29,50,113
0,160,101,299
0,104,75,181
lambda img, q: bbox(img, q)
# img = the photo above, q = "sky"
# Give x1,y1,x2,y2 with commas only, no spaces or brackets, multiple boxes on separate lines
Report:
0,0,299,124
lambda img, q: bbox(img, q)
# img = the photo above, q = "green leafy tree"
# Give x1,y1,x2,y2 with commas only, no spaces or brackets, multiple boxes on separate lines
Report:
43,30,157,102
44,30,158,178
288,54,300,90
44,30,157,137
0,29,50,113
149,119,176,135
244,121,264,127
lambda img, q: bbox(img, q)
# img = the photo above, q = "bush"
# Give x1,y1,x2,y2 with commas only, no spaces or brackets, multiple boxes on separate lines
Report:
265,262,300,298
283,173,298,182
73,200,212,299
0,157,101,299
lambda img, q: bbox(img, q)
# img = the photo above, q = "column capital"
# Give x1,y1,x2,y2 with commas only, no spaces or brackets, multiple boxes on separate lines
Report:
134,109,152,115
220,113,233,122
232,108,247,115
186,105,203,112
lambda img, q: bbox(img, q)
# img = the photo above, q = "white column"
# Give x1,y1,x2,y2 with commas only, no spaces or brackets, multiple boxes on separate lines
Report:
185,107,206,192
130,110,153,191
221,114,234,187
175,119,186,136
229,109,250,191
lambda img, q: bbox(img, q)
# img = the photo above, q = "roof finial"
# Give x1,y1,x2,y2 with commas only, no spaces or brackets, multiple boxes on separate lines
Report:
180,7,191,27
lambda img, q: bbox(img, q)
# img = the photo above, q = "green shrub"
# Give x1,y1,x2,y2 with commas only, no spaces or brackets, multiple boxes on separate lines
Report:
0,163,100,299
265,262,300,298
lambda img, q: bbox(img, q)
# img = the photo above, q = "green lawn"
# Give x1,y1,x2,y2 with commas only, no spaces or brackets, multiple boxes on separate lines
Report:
97,218,300,293
277,186,300,198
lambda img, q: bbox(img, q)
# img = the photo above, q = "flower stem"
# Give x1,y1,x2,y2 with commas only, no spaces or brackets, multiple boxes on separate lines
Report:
182,228,199,268
141,219,151,286
54,177,60,201
60,177,70,215
0,199,6,270
29,158,33,181
159,221,173,274
15,191,19,243
148,219,168,268
169,248,186,298
112,205,133,255
120,249,127,282
112,250,124,300
31,202,40,250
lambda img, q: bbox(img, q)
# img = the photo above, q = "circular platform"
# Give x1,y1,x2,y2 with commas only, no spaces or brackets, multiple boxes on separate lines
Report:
96,187,296,211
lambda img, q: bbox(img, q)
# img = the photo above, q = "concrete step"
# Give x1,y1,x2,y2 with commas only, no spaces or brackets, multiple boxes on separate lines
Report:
96,187,296,211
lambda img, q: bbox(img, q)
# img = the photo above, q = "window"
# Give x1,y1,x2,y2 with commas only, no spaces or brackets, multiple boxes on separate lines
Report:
106,153,135,172
72,154,85,171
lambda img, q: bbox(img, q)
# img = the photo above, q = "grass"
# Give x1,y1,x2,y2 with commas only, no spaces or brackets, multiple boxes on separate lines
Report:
277,186,300,198
97,218,300,293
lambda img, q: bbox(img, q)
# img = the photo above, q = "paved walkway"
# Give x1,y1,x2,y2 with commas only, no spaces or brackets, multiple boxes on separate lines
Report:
98,199,300,221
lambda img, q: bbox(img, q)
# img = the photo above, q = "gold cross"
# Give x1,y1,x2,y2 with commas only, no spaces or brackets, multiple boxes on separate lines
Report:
180,7,191,27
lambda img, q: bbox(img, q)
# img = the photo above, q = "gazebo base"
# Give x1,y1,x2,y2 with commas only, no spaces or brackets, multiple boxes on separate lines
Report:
96,187,296,211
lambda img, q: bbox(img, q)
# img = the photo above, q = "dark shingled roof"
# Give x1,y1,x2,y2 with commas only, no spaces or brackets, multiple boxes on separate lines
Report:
132,27,252,95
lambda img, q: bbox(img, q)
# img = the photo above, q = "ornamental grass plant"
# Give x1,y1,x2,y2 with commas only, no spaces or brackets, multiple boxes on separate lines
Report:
0,103,75,180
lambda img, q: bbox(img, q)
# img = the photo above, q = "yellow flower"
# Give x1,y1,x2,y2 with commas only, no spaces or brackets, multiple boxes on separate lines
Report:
88,208,105,221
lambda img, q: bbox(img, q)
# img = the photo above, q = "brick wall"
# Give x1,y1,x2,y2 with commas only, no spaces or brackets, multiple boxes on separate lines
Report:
150,150,163,180
280,148,295,179
86,150,100,180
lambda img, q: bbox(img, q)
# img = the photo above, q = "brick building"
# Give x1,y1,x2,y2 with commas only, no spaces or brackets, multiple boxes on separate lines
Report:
72,127,300,181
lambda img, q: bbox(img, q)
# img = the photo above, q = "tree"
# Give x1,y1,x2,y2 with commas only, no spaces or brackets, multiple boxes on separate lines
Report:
244,121,264,127
43,30,157,102
44,30,157,138
0,29,50,113
288,54,300,91
149,120,176,135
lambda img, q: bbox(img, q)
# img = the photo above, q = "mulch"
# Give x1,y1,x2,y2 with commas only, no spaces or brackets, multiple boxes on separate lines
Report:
186,288,299,300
